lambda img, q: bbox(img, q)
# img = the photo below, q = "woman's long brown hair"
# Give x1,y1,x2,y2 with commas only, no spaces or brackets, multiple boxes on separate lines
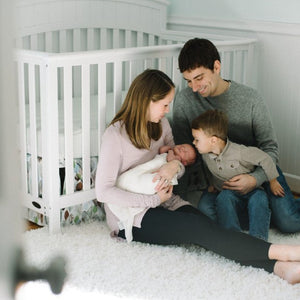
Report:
110,69,175,149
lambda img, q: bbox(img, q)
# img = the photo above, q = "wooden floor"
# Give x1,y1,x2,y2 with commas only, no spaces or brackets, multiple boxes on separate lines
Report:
25,220,42,231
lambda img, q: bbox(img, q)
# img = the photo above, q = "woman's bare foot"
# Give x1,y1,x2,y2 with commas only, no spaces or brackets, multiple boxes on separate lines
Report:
269,244,300,261
274,261,300,284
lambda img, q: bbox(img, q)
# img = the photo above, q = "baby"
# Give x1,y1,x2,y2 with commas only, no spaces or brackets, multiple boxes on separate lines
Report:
116,143,196,195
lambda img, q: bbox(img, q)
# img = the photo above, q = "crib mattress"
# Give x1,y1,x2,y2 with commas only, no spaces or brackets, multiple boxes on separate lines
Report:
25,93,123,161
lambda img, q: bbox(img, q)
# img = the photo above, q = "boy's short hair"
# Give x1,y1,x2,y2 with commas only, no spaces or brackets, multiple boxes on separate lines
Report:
191,110,228,141
178,38,220,73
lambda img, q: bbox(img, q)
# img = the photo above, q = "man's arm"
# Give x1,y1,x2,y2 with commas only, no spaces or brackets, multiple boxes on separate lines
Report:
248,97,279,187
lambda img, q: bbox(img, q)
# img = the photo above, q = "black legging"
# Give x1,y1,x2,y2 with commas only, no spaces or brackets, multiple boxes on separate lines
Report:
118,205,276,273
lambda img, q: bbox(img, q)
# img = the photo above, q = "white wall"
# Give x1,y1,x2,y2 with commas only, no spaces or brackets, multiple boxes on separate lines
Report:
167,0,300,192
167,0,300,24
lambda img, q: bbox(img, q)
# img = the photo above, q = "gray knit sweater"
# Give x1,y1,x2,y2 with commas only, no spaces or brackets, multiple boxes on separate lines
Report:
172,80,278,196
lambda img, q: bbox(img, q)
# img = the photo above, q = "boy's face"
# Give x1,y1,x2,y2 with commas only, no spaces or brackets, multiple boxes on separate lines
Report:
192,129,213,154
182,61,221,97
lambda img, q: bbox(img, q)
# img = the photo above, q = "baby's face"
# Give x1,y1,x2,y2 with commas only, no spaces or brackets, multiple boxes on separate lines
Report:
173,144,196,166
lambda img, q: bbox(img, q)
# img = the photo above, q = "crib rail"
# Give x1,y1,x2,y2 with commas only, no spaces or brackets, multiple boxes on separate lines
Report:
15,39,256,232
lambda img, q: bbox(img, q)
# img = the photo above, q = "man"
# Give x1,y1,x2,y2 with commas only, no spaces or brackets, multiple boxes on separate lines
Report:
172,37,300,233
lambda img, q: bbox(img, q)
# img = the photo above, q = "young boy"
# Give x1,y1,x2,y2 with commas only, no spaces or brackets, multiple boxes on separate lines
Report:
191,109,284,240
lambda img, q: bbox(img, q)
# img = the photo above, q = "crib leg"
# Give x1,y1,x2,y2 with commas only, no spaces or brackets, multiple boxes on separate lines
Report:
48,207,61,234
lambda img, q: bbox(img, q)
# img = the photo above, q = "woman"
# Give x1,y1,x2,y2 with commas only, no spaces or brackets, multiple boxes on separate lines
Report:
96,69,300,284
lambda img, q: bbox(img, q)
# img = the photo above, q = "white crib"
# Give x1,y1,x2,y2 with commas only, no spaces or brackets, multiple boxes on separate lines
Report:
14,0,257,233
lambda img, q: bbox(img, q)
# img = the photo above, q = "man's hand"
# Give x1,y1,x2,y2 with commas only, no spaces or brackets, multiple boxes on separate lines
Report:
222,174,257,195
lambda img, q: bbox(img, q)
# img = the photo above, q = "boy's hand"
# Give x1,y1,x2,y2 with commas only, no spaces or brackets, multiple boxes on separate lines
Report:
270,178,285,197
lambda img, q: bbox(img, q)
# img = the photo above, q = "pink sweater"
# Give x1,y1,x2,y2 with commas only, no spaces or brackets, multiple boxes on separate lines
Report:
95,117,190,236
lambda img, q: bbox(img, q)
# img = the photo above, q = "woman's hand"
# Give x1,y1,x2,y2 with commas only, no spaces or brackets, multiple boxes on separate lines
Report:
152,160,180,191
157,185,173,203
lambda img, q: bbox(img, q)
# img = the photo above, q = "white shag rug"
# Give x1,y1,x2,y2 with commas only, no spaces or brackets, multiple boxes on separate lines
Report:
16,220,300,300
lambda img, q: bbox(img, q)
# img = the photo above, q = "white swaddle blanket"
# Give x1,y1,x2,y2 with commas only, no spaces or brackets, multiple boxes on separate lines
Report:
108,153,178,242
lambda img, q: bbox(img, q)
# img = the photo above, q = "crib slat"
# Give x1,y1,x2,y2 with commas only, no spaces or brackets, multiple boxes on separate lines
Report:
30,34,38,50
144,58,153,69
137,31,143,47
98,62,107,152
40,63,60,233
45,32,53,52
171,54,182,101
87,28,94,50
17,61,28,196
113,29,120,49
128,60,135,83
158,57,168,74
73,29,81,52
100,28,107,50
233,50,243,83
113,61,123,115
125,30,132,48
82,64,91,190
64,66,74,195
245,43,254,85
59,30,66,53
148,34,155,46
28,63,39,198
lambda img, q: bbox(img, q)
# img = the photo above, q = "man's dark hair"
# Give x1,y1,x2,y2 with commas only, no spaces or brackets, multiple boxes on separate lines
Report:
178,38,221,73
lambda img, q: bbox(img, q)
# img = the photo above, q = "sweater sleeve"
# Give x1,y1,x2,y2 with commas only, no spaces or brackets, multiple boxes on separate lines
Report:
240,146,279,181
95,125,161,208
249,95,279,186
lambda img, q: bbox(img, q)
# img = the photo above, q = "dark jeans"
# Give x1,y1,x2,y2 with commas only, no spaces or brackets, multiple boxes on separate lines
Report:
200,188,271,240
118,205,275,273
264,166,300,233
198,165,300,234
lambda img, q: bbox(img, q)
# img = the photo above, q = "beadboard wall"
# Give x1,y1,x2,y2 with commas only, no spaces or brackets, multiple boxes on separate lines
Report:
168,17,300,192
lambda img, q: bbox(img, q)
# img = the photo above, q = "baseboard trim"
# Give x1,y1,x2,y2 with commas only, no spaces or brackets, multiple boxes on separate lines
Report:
284,172,300,194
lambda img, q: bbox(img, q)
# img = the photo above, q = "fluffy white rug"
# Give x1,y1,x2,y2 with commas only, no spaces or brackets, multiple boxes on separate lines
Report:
16,221,300,300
